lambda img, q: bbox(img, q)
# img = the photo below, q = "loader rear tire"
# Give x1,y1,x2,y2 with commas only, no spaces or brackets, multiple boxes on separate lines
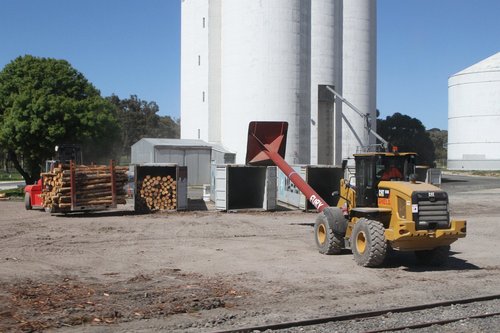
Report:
314,211,344,255
351,218,387,267
24,193,32,210
415,246,450,266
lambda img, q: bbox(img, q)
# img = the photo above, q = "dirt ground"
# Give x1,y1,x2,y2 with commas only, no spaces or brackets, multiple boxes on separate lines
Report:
1,175,500,332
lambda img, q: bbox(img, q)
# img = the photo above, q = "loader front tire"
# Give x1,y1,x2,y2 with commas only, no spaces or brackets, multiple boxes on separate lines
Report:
351,218,387,267
314,210,344,255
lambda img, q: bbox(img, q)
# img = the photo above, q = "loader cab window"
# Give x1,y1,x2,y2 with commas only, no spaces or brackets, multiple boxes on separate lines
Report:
375,155,416,182
355,156,378,207
377,157,403,181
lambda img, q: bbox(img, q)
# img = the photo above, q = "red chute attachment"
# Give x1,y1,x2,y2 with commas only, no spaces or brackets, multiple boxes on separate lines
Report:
246,121,288,166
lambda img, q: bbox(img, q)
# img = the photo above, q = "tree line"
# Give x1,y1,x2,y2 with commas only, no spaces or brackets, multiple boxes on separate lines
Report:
0,55,179,184
1,55,446,184
377,112,446,167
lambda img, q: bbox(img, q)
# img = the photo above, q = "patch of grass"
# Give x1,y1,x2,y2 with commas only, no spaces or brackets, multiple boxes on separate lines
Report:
0,170,24,181
443,169,500,177
0,187,25,198
470,170,500,177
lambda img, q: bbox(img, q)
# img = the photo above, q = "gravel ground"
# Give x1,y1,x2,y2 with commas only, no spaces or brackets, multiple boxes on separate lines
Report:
0,174,499,332
271,299,500,333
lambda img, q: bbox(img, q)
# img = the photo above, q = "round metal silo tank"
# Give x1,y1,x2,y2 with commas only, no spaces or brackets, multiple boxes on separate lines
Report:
342,0,377,159
310,0,343,165
219,0,312,164
448,52,500,170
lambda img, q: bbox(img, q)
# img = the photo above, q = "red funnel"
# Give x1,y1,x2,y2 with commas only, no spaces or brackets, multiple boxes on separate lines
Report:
246,121,288,165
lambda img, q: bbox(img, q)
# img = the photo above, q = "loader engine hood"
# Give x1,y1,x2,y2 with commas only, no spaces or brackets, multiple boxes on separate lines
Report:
378,180,443,198
379,181,450,230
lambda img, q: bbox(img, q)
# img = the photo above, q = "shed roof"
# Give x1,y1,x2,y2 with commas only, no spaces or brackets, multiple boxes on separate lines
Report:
135,138,235,154
453,52,500,76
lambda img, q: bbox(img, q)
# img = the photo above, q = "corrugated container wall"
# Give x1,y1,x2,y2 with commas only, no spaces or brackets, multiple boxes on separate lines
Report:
342,0,377,161
448,52,500,170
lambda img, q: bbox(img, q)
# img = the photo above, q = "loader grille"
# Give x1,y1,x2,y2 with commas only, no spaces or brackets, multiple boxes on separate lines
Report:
412,191,450,230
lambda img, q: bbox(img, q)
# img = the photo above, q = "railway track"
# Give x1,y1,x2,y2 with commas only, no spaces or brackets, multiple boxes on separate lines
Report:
213,294,500,333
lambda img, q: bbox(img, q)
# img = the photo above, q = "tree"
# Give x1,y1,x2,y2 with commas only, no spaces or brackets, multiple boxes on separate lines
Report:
377,113,436,166
108,95,180,157
159,115,180,139
0,55,120,184
428,128,448,167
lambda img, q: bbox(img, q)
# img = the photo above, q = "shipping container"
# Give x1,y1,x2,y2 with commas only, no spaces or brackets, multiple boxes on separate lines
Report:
213,165,277,211
277,165,343,211
134,164,188,213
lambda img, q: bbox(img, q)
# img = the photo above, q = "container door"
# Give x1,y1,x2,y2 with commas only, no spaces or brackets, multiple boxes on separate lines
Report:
210,163,216,202
298,166,307,211
215,166,227,210
176,166,188,210
265,166,277,210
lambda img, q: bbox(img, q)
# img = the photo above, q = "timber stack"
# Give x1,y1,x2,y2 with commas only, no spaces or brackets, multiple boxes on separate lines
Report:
138,175,177,211
40,163,128,212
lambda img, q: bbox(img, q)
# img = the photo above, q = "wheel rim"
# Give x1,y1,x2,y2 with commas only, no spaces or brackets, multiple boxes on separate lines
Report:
356,231,367,254
317,224,326,245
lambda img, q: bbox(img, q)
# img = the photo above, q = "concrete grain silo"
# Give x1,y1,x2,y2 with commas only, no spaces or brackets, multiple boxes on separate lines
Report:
342,0,377,160
219,0,312,164
180,0,377,165
180,0,209,141
448,52,500,170
310,0,343,165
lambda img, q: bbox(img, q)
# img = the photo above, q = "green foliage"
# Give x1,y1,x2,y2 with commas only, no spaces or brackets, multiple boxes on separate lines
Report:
108,95,180,157
0,187,24,198
377,112,436,166
427,128,448,167
0,55,120,183
0,170,23,181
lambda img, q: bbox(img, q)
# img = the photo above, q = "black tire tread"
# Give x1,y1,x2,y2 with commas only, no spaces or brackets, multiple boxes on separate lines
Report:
314,213,343,255
24,193,32,210
351,218,387,267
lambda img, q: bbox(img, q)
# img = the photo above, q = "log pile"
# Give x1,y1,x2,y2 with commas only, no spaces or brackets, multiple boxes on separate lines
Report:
41,164,129,211
138,175,177,211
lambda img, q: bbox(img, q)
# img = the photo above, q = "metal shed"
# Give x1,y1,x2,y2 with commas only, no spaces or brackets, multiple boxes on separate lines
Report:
131,138,235,186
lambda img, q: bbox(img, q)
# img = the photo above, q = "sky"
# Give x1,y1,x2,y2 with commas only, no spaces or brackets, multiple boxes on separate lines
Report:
1,0,499,130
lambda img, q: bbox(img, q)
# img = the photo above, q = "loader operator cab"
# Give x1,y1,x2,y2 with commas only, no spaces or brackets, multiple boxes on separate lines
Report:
55,144,82,164
44,144,82,172
354,152,417,207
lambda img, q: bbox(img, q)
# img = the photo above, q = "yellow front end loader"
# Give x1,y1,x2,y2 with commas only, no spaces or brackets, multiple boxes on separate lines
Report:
314,151,466,267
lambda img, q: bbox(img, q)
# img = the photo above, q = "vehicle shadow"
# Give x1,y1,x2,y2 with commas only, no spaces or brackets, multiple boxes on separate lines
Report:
53,210,139,218
382,250,481,271
441,178,468,183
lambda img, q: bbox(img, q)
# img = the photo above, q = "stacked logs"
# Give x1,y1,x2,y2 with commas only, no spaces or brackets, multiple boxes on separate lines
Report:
41,164,129,211
138,175,177,211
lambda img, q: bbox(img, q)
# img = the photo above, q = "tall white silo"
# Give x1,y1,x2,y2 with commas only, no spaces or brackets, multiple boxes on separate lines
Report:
310,0,343,165
180,0,210,141
342,0,377,160
219,0,312,164
448,52,500,170
207,0,222,143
